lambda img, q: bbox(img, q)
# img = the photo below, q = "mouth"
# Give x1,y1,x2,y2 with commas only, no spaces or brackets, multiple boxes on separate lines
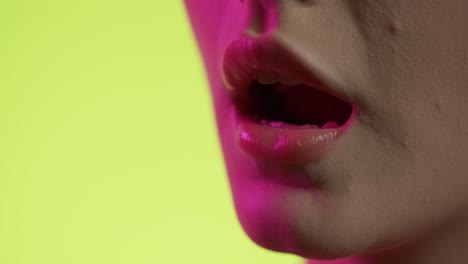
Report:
223,32,355,130
235,78,353,129
222,32,358,165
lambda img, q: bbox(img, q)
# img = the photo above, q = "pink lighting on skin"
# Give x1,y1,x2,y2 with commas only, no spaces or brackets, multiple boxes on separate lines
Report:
183,1,468,264
183,0,339,261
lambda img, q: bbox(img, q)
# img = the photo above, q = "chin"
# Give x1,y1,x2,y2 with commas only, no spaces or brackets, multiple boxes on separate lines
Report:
237,213,362,260
229,181,367,261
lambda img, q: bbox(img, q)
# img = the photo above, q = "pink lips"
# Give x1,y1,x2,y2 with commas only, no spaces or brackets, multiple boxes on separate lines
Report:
222,32,358,165
234,106,357,165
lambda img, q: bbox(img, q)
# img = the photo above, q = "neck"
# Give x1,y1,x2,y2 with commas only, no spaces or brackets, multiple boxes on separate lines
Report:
305,211,468,264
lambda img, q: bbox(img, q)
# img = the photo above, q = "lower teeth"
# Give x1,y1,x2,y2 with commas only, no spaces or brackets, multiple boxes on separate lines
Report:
259,120,339,129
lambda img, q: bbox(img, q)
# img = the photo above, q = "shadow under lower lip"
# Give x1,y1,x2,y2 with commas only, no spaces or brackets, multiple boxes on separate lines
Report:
256,161,318,190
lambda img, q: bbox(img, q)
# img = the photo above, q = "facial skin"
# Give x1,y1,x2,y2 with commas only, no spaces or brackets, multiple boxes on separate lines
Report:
184,1,468,263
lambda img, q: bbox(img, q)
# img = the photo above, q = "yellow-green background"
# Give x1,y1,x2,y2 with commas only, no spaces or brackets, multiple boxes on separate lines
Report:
0,1,302,263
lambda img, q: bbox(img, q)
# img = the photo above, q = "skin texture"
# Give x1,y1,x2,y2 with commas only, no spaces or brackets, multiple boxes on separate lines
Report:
183,1,468,263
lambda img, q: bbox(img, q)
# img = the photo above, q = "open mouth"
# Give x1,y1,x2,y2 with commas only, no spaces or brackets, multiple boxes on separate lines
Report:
223,34,357,164
233,74,354,129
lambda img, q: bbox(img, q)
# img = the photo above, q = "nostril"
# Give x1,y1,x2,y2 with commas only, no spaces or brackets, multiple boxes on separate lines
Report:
243,0,279,36
245,3,266,36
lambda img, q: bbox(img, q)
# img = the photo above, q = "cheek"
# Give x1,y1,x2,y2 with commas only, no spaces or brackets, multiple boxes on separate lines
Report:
345,0,468,230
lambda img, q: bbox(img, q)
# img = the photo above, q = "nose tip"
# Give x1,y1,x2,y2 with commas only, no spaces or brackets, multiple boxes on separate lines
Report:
243,0,280,36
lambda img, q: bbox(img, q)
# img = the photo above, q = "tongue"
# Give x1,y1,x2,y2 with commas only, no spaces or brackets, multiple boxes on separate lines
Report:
279,84,350,127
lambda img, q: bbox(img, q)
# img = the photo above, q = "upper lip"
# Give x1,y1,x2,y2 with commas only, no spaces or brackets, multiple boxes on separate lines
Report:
221,32,355,109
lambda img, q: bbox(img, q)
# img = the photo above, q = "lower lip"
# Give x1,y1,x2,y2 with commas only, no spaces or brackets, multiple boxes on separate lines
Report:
233,107,357,166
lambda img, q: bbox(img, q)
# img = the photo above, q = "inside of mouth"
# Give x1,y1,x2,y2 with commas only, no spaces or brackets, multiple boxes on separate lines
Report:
242,81,353,128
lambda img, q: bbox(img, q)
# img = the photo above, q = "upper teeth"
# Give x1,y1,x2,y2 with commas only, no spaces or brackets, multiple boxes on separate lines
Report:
257,71,279,85
257,71,302,86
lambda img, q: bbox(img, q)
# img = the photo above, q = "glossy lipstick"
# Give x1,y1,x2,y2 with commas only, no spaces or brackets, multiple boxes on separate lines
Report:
223,32,358,165
234,106,357,165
